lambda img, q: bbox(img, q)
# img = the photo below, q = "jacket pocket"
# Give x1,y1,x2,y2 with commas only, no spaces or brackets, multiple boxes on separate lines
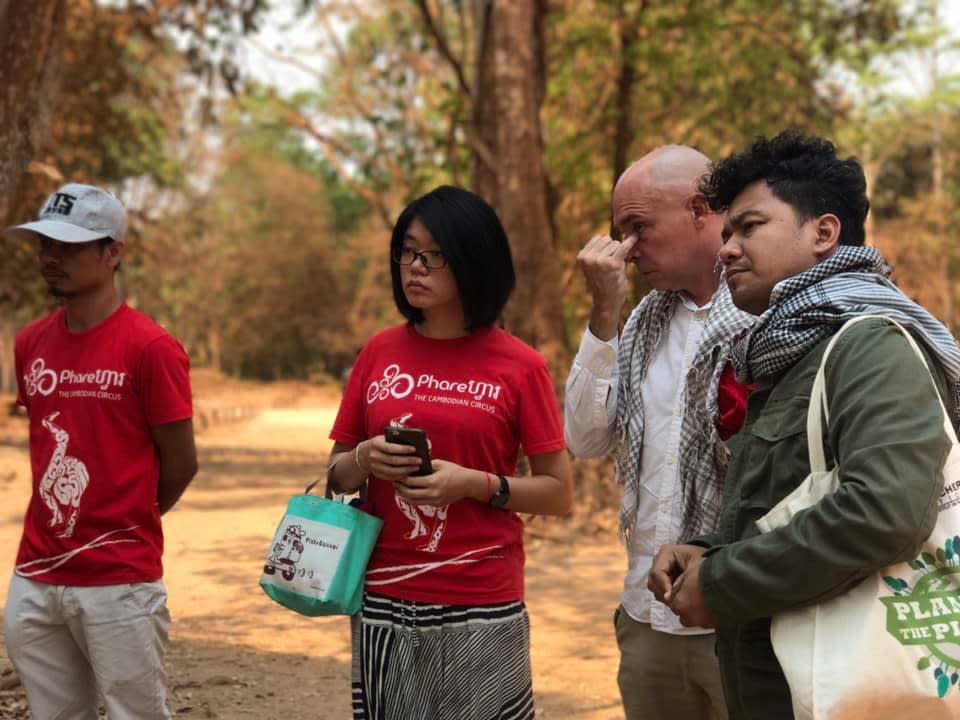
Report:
747,396,809,444
738,396,811,513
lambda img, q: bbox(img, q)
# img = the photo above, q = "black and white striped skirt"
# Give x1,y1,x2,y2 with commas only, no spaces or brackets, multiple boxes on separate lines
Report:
352,592,535,720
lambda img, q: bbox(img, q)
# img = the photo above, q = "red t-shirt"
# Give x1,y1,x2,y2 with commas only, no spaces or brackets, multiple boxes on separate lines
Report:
330,324,565,605
13,304,192,585
716,363,754,441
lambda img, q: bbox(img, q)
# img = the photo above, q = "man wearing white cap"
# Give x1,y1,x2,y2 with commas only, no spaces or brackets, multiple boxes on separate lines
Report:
2,184,197,719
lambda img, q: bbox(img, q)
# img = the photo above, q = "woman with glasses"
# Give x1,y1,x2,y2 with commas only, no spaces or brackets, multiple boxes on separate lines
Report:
327,185,573,720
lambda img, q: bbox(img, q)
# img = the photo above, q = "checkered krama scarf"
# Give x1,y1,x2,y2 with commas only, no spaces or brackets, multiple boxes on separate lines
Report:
731,246,960,420
615,282,755,542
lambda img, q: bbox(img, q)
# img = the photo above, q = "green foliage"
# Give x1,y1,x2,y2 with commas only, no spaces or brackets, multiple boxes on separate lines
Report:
8,0,960,384
232,87,371,233
50,2,186,187
130,111,373,379
204,0,960,354
842,0,960,330
1,0,196,345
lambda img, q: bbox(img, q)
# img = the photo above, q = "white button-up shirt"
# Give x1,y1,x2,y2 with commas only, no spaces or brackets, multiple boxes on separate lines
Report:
564,296,713,635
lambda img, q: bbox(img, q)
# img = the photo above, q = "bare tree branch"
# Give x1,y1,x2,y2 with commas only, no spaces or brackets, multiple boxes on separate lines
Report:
307,15,416,190
413,0,472,99
279,105,395,230
324,1,498,179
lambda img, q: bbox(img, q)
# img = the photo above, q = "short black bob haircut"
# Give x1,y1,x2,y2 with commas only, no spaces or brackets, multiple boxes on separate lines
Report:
699,129,870,247
390,185,515,331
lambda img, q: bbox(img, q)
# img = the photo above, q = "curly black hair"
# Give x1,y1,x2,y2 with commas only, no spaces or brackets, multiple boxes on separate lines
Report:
699,129,870,247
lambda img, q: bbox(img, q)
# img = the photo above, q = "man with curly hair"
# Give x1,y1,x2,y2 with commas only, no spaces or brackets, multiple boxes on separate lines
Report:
649,130,960,718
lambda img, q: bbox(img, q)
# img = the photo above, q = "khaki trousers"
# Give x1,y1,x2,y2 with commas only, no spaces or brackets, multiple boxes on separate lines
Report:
4,574,171,720
615,606,728,720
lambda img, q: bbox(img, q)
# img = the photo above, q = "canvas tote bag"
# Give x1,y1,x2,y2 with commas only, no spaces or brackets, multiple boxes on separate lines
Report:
260,478,382,617
756,315,960,720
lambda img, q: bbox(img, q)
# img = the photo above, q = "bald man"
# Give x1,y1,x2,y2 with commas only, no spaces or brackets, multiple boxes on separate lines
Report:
564,147,754,720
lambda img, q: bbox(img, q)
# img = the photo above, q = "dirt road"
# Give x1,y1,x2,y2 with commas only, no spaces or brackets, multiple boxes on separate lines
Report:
0,389,625,719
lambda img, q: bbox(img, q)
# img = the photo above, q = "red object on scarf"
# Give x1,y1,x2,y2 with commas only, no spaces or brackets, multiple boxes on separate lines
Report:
716,363,754,440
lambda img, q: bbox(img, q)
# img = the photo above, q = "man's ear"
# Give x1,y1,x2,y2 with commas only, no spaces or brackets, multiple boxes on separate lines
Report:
690,193,711,229
813,214,841,258
104,240,125,271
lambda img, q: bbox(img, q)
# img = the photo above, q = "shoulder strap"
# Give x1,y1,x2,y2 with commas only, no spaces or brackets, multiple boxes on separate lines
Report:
806,315,958,473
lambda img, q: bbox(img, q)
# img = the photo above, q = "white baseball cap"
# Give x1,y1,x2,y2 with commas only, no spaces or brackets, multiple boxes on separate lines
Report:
5,183,127,243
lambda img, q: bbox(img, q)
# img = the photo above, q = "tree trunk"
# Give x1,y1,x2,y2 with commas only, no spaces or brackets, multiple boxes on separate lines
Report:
612,0,641,187
0,1,66,396
861,141,877,248
0,309,14,395
208,325,222,373
470,0,567,372
469,0,498,204
0,0,68,227
929,11,952,331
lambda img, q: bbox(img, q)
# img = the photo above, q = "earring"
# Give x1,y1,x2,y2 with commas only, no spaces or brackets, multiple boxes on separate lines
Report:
714,254,724,275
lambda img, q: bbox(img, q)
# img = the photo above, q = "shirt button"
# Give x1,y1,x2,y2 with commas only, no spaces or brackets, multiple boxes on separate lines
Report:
666,455,676,465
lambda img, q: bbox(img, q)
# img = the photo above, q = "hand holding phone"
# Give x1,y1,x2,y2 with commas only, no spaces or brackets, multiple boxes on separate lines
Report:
383,426,432,476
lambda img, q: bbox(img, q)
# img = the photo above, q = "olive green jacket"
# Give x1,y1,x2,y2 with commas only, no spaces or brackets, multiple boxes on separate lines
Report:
695,318,952,720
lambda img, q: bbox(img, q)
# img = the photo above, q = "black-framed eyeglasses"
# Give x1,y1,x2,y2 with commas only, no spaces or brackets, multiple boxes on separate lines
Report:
392,246,447,269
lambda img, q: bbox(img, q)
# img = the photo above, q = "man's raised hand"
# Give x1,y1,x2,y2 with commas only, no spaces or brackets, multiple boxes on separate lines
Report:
576,234,638,341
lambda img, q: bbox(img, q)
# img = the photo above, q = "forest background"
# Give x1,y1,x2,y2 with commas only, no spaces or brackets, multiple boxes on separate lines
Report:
2,0,959,511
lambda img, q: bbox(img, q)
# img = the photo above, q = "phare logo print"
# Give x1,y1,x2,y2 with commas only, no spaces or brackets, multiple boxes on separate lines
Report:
22,357,127,399
366,363,503,407
24,358,57,397
367,364,415,403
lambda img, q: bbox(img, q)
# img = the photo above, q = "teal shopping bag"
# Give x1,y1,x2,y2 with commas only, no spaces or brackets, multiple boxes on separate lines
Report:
260,482,382,617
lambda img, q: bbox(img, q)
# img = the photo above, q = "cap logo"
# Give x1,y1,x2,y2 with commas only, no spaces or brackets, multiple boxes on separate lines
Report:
44,193,77,216
9,183,127,243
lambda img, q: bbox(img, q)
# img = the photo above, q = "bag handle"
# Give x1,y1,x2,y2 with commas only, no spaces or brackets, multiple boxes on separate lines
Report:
301,477,326,496
307,450,370,501
303,476,346,502
806,315,958,473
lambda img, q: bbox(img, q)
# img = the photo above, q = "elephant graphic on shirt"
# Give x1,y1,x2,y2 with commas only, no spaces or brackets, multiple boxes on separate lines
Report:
395,497,448,553
39,412,90,538
386,413,448,552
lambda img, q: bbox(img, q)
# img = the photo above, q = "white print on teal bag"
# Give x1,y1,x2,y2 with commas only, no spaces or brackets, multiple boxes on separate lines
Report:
263,516,350,596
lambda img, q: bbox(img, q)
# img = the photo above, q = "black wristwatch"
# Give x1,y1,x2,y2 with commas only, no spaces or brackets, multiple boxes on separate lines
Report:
489,474,510,509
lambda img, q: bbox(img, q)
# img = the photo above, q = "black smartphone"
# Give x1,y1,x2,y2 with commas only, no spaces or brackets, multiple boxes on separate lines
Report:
383,426,432,476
